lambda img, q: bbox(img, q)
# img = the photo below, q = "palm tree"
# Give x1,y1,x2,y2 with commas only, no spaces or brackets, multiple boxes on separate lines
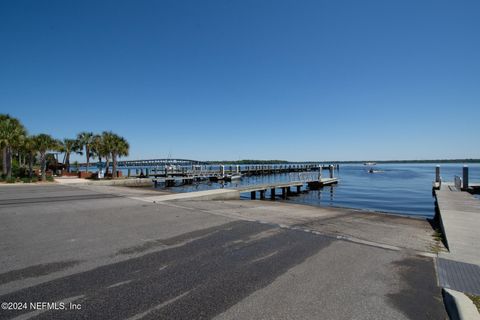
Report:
23,136,37,178
60,138,82,173
0,114,27,178
77,131,94,173
91,134,109,175
33,134,60,181
102,131,129,178
0,114,8,176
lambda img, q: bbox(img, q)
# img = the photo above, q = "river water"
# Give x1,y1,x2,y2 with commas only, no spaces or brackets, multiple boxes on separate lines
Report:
167,163,480,218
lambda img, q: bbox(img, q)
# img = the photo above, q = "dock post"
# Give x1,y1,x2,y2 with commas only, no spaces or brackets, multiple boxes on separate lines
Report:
296,185,301,193
251,191,256,200
127,168,131,177
270,188,275,200
329,165,334,178
220,165,225,176
435,165,441,183
260,190,265,199
463,165,469,190
146,168,149,176
318,165,322,180
282,187,287,199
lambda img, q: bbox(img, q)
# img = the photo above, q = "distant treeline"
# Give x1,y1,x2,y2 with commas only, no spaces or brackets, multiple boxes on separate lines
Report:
333,159,480,164
204,159,480,165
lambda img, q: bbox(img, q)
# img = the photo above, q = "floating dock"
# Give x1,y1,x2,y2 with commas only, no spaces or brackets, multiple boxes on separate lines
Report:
433,165,480,296
434,183,480,265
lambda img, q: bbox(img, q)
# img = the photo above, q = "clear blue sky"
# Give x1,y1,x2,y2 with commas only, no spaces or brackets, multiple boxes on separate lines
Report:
1,0,479,161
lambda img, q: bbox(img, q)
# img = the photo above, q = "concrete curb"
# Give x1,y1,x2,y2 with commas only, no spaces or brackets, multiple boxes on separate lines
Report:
131,189,241,203
442,288,480,320
55,177,153,187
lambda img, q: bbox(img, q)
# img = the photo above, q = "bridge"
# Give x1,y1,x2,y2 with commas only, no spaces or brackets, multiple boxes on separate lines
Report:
79,158,208,168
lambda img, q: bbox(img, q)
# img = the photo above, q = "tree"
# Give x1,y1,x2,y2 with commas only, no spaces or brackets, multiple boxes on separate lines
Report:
21,136,37,178
33,134,60,181
102,131,129,178
91,134,109,175
59,138,82,173
77,131,94,173
0,114,27,178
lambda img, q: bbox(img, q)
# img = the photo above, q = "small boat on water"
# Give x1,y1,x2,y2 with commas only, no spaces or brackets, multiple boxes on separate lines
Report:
364,162,377,166
224,174,242,181
368,168,384,174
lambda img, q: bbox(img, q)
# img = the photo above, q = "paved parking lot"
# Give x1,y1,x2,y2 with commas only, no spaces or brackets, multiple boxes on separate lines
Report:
0,184,446,319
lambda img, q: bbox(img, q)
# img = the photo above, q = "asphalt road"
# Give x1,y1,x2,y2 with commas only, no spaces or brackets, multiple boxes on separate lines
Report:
0,184,447,319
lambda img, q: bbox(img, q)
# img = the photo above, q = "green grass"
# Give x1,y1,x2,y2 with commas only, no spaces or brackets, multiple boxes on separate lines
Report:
466,294,480,312
429,228,447,254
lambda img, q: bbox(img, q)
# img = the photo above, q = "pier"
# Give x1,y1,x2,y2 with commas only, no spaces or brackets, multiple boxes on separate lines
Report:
77,158,340,179
143,178,339,203
433,165,480,297
149,163,339,186
239,178,338,200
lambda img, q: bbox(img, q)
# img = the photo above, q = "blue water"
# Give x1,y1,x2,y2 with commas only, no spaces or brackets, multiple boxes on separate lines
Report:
166,163,480,218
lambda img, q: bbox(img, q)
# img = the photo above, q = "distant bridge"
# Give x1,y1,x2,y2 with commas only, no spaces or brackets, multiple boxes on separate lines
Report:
79,158,208,168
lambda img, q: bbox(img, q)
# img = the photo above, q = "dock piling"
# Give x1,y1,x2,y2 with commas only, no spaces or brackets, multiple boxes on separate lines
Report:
251,191,256,200
463,165,469,190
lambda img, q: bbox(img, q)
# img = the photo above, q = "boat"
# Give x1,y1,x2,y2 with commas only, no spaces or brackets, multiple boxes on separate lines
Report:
224,174,242,181
364,162,377,166
209,175,224,182
368,169,383,174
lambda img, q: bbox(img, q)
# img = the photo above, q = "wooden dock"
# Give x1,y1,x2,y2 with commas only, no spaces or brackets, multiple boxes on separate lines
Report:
143,163,334,178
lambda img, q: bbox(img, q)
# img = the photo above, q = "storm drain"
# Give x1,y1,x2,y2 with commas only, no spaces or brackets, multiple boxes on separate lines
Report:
437,257,480,295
